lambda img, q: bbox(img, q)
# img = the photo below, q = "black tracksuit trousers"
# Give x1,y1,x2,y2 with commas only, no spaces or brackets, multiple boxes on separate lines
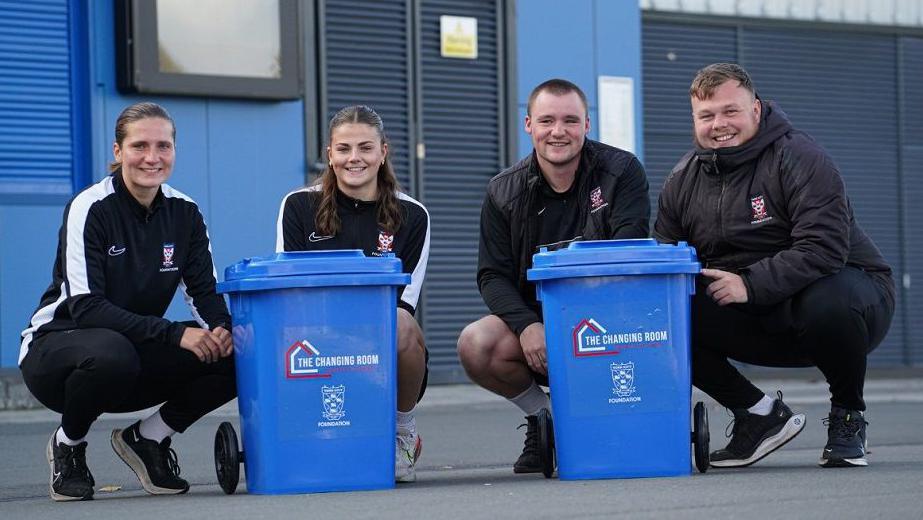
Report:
692,267,893,412
20,328,237,440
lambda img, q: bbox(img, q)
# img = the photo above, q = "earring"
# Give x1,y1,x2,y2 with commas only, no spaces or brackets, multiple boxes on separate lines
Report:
381,160,385,166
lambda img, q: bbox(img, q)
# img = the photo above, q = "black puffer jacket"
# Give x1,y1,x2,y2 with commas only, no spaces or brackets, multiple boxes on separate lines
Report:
478,139,650,334
654,101,894,306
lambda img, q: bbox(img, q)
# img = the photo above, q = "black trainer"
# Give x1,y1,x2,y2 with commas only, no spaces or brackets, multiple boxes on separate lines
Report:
111,421,189,494
513,415,542,473
819,406,868,468
47,430,95,501
710,392,806,468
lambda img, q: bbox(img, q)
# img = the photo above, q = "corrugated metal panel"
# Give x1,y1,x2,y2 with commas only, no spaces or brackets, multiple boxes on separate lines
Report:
901,36,923,366
419,0,499,381
740,27,904,367
642,0,923,27
322,0,413,189
0,0,73,195
643,18,909,366
641,22,737,216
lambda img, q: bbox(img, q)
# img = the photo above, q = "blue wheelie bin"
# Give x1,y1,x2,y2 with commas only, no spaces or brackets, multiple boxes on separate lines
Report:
214,251,409,494
526,239,703,479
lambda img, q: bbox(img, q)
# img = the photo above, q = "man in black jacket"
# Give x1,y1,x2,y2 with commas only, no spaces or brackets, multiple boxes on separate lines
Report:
655,63,894,469
457,79,650,473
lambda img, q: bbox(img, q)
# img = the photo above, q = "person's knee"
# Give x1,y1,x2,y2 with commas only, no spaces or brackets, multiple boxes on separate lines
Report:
396,309,425,358
81,330,140,381
800,295,857,338
457,319,508,374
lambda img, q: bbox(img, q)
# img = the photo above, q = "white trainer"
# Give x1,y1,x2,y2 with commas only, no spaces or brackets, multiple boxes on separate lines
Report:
395,429,422,483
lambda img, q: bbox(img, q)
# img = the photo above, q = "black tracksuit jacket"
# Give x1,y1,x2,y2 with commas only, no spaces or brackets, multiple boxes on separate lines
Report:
19,171,230,365
478,139,651,335
276,186,430,315
654,101,894,306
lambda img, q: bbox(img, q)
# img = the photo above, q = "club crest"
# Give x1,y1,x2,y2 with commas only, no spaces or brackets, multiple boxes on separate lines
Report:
610,362,636,397
590,186,608,213
377,231,394,253
162,243,175,267
750,195,772,224
321,385,347,421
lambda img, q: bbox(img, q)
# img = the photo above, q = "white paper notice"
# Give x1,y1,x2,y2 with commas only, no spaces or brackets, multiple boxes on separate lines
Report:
598,76,635,154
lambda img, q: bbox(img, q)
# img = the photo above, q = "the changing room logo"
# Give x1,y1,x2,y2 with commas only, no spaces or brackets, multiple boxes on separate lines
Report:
573,318,669,357
285,339,381,379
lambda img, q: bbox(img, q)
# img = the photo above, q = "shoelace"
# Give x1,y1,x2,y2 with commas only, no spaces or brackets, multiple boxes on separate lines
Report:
397,433,419,462
58,444,93,483
723,390,786,449
162,445,182,478
823,413,866,440
517,420,541,454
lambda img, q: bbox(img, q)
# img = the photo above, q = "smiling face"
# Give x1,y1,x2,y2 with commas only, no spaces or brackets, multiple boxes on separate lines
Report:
691,80,762,149
113,117,175,206
525,90,590,175
327,122,387,201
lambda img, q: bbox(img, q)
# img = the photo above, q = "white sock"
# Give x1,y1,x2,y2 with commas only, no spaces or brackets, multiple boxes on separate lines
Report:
397,408,416,435
509,381,551,416
139,410,175,443
747,394,775,416
55,426,85,447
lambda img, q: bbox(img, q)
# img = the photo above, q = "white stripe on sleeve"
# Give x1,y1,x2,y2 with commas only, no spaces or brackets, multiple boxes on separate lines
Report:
397,192,430,309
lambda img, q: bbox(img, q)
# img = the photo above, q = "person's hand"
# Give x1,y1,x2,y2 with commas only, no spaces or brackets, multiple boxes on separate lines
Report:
701,268,749,306
180,327,224,363
211,325,234,357
519,322,547,375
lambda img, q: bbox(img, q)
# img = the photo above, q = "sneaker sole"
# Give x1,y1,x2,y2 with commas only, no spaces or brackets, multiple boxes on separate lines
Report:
710,413,806,468
47,434,92,502
110,429,189,495
819,455,868,468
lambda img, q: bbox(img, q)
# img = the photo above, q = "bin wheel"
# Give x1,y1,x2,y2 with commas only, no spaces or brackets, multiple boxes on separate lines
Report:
537,408,556,479
692,402,710,473
215,421,242,494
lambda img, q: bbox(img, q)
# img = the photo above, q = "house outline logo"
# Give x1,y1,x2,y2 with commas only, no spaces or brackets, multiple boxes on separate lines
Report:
285,340,331,379
573,318,607,356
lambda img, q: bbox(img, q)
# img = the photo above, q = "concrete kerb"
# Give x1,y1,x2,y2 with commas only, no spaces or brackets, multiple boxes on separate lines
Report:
3,363,923,420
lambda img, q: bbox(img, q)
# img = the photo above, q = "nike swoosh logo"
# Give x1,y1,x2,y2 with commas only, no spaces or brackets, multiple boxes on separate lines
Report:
308,232,334,242
108,246,126,256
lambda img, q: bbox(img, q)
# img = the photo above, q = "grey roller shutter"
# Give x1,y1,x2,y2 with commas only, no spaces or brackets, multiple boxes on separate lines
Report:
641,21,736,217
643,17,908,366
321,0,415,189
0,0,74,195
900,36,923,366
418,0,502,382
320,0,509,382
740,28,903,366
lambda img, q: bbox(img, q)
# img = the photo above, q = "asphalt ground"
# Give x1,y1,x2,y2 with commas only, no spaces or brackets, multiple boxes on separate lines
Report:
1,378,922,520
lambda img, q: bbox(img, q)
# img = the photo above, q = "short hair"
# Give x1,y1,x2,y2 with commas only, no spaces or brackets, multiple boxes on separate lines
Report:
527,78,588,116
108,102,176,173
689,63,756,100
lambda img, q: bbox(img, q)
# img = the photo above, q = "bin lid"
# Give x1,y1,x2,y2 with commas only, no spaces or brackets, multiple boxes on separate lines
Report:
527,239,700,281
224,250,403,281
218,250,410,293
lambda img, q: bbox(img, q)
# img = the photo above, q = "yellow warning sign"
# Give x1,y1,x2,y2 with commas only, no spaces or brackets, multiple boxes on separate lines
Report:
440,15,478,59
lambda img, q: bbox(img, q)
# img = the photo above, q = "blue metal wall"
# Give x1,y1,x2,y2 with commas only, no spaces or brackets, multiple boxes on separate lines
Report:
0,0,306,367
516,0,643,160
2,0,643,368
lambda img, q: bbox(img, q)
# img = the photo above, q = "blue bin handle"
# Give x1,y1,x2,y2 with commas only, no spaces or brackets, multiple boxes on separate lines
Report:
564,238,658,250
